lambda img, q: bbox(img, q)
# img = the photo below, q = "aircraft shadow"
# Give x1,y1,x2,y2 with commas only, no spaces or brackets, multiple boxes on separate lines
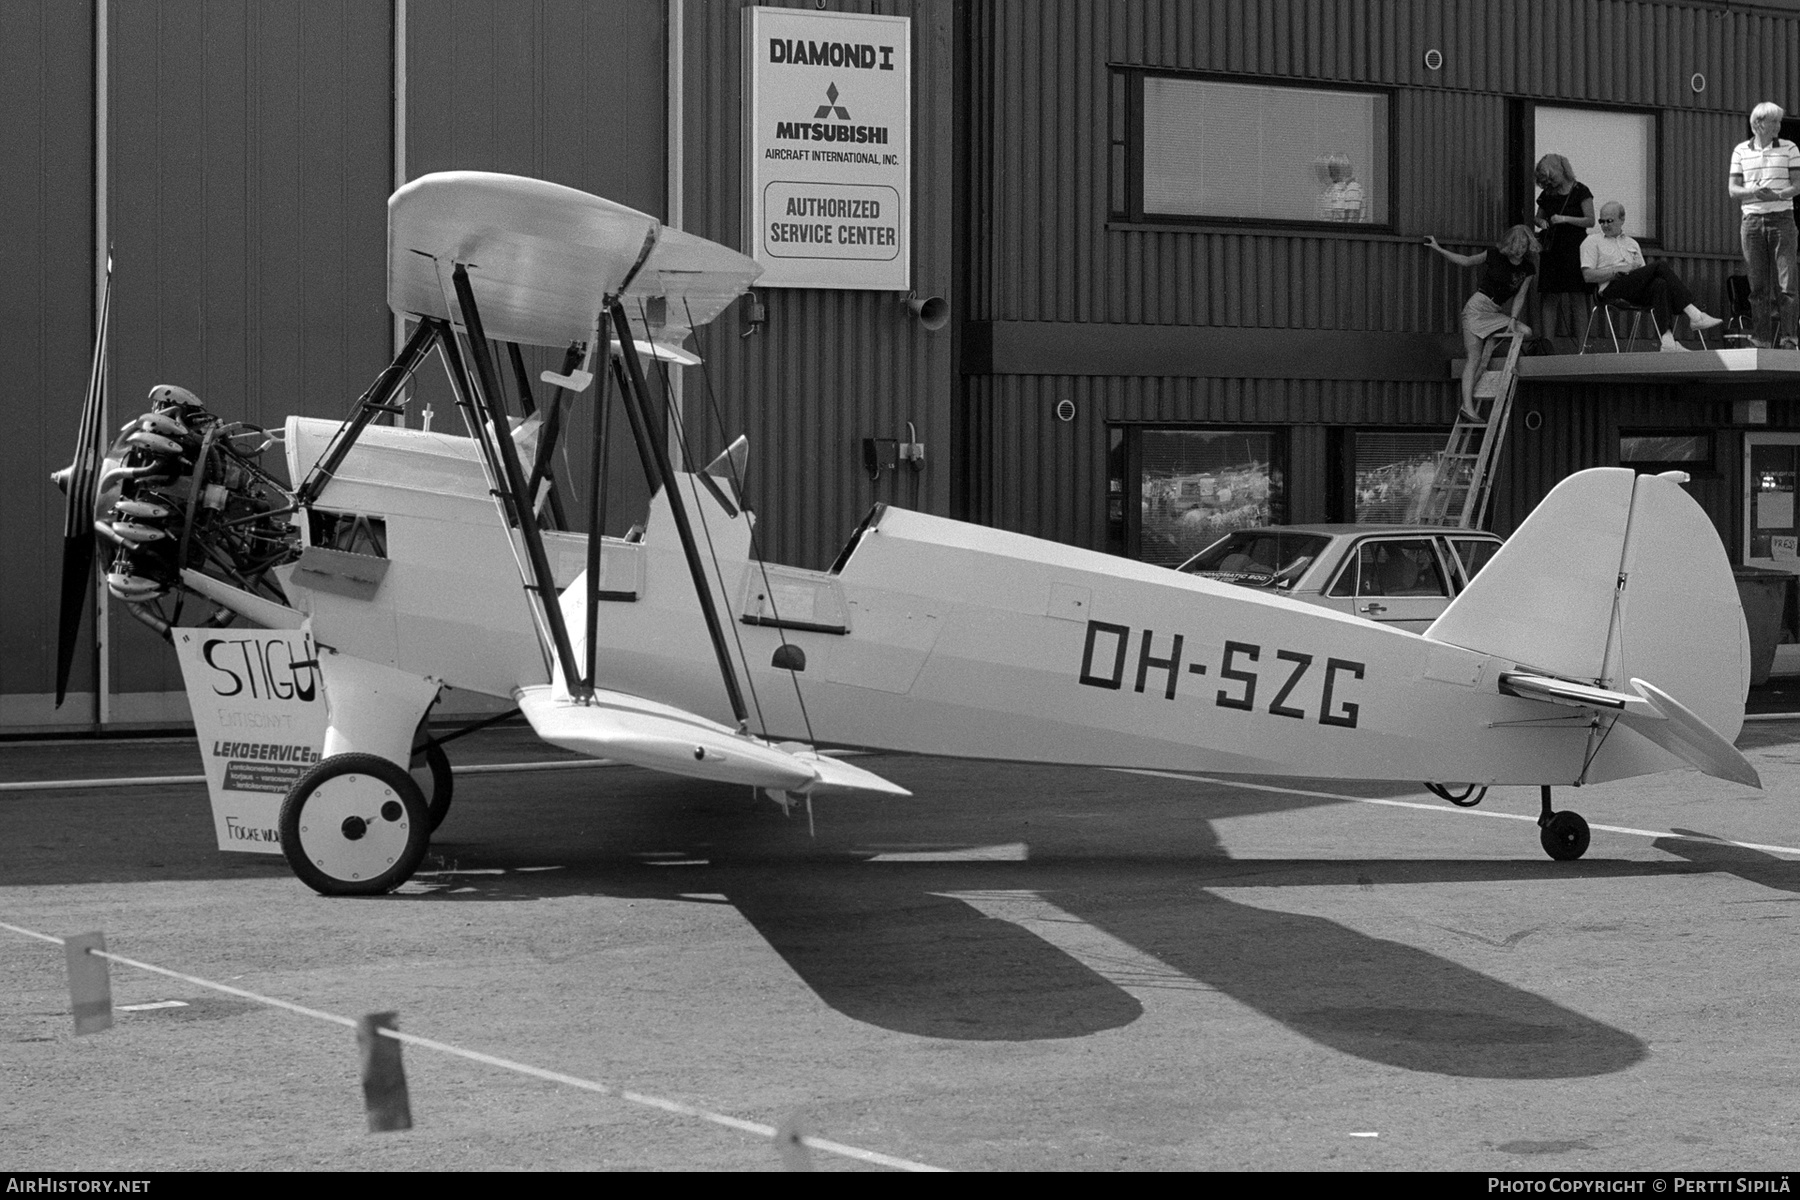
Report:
406,759,1666,1075
424,851,1649,1076
1653,828,1800,895
4,753,1705,1076
1058,879,1645,1079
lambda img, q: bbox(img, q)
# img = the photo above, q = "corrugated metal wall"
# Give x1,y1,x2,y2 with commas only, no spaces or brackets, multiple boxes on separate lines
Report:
0,0,95,725
679,0,956,570
100,0,395,719
962,0,1800,549
403,0,669,560
0,0,959,726
1093,0,1796,109
406,0,666,213
398,0,956,572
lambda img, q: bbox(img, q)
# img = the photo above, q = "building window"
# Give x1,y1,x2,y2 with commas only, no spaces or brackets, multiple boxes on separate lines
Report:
1747,435,1800,568
1619,430,1713,476
1112,426,1288,567
1533,105,1657,240
1349,431,1450,524
1126,73,1389,228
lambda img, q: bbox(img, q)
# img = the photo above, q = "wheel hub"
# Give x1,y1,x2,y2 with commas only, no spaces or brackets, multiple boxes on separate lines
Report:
295,772,414,882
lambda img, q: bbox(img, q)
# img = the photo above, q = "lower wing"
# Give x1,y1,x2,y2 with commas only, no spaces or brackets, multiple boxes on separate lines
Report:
514,683,910,797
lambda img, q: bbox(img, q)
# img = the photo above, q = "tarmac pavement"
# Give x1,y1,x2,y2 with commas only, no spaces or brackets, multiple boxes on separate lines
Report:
3,722,1799,1171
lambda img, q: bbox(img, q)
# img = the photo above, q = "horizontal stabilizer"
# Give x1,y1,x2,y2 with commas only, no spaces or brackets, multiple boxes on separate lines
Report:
1498,672,1632,710
1617,678,1761,789
1498,669,1757,787
180,569,305,630
515,685,908,797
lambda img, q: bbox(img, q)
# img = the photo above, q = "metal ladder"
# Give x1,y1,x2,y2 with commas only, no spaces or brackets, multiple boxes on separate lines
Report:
1417,289,1530,528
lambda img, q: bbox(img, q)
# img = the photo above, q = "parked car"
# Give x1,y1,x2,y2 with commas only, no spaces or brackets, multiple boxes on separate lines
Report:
1174,525,1504,633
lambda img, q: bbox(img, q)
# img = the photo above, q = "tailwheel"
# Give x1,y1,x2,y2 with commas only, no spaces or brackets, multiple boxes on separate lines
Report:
280,752,430,895
410,726,454,832
1536,786,1590,861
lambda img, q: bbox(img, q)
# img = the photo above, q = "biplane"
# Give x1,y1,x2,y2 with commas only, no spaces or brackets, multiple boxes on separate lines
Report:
52,171,1760,895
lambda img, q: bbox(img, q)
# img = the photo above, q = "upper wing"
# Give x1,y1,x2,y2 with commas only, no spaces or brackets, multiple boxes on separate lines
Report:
388,171,760,351
514,684,909,797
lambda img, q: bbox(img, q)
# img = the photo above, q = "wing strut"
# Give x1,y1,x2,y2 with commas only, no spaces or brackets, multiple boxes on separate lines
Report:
508,341,571,531
445,265,588,698
581,314,614,696
607,297,750,729
296,318,442,508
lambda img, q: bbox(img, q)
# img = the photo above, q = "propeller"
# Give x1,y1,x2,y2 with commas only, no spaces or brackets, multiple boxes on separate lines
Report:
49,258,112,708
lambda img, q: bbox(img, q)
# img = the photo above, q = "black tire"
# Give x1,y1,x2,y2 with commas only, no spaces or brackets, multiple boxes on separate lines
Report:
1540,810,1591,862
410,738,454,831
279,752,430,896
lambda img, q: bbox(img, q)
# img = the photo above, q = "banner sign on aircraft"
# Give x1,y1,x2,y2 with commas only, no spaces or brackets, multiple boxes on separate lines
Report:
174,626,326,855
742,6,911,290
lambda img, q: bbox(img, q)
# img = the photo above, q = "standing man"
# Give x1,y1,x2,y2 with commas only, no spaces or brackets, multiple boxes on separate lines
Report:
1582,202,1722,352
1729,101,1800,349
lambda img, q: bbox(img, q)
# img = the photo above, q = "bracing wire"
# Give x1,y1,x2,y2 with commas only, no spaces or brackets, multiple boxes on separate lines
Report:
680,297,820,751
635,300,773,741
1578,712,1619,783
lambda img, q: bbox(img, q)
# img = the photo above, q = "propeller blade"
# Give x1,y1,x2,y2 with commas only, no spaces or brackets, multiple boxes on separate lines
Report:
52,260,113,707
53,536,96,707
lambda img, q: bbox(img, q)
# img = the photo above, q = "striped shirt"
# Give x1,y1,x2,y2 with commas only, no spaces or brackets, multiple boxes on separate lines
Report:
1732,137,1800,214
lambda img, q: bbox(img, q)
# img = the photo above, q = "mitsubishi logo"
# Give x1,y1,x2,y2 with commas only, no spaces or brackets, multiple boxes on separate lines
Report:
814,82,850,120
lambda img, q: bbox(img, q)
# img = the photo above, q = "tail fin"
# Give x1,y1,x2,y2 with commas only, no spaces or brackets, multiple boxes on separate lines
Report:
1427,468,1753,781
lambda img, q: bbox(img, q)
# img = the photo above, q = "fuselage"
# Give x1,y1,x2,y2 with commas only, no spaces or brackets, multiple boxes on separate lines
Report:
284,419,1686,788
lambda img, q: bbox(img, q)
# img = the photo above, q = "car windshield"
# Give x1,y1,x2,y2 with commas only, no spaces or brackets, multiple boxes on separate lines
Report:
1178,531,1332,588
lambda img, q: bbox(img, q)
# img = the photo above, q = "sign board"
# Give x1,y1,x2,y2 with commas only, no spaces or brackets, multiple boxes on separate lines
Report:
174,626,327,855
742,6,911,290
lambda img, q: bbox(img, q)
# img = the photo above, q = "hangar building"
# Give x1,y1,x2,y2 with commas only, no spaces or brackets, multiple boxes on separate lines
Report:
6,0,1800,731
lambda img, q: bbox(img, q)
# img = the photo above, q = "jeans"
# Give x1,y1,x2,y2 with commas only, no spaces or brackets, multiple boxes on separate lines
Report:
1742,210,1799,344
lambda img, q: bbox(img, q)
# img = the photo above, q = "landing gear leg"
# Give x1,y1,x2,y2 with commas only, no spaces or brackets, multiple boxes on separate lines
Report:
1537,785,1591,861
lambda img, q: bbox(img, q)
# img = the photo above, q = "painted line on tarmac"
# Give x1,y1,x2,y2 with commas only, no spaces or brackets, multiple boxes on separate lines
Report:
0,759,618,793
0,918,943,1172
1116,768,1800,858
0,774,208,792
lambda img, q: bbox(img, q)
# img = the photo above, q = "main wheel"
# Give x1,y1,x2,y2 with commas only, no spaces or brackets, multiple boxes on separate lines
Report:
1540,810,1591,861
280,752,430,895
410,736,453,831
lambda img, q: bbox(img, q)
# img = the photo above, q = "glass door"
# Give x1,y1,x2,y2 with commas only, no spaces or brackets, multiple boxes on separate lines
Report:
1745,433,1800,676
1745,434,1800,567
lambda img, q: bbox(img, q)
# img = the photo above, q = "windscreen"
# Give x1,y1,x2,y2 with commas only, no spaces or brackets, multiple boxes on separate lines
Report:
1178,531,1331,589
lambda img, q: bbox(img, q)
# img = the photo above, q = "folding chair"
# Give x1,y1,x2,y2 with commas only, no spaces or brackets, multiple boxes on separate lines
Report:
1723,274,1754,344
1579,291,1662,353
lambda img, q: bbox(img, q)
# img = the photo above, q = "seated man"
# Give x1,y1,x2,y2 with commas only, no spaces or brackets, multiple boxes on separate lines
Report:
1581,201,1723,352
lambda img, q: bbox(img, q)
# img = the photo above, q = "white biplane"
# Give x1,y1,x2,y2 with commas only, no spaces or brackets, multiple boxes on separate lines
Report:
53,171,1759,895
